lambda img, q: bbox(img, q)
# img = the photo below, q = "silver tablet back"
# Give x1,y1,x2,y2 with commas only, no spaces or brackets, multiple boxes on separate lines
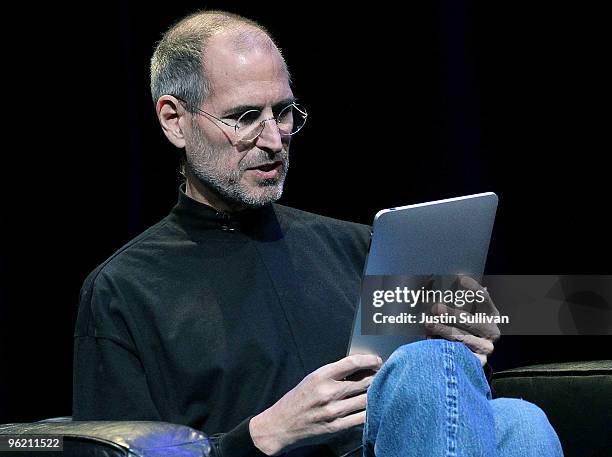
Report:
348,192,498,360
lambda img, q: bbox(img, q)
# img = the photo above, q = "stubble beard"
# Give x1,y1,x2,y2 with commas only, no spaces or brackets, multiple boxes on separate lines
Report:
184,120,289,210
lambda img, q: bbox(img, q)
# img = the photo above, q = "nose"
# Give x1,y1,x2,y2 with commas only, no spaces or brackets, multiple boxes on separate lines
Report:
255,118,285,155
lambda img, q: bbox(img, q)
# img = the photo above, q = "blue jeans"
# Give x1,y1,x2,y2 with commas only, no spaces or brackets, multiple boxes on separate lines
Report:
363,340,563,456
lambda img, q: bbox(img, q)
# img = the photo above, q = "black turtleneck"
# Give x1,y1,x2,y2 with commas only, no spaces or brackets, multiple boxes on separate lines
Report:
73,188,371,457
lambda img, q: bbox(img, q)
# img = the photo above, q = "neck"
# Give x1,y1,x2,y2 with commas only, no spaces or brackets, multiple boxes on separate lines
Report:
184,173,245,213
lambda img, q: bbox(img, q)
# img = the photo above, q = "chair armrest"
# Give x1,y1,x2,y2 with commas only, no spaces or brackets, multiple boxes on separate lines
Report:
0,418,211,457
492,360,612,457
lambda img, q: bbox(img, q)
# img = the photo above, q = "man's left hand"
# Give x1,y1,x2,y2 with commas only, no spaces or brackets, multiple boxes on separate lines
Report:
425,276,501,366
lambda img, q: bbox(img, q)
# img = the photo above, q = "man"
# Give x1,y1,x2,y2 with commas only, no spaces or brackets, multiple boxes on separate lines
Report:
73,10,562,457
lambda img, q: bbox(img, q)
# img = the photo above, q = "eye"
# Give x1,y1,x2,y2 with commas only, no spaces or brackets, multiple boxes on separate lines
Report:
277,105,294,122
273,104,293,117
236,110,261,127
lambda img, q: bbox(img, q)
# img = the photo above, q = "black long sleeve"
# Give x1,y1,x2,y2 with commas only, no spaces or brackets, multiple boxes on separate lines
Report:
73,190,370,457
73,279,268,457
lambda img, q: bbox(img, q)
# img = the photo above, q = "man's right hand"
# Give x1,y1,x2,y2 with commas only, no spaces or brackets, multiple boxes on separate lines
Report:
249,354,383,455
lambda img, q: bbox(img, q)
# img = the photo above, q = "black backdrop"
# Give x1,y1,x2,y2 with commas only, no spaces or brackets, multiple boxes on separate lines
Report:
1,1,609,423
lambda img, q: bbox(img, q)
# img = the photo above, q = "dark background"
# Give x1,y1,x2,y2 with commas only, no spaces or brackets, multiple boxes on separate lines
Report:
1,1,609,423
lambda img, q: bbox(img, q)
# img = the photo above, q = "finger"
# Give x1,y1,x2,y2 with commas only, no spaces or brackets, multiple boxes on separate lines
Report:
458,334,494,357
430,302,501,340
458,275,482,292
343,368,377,382
425,322,490,366
459,276,500,316
425,322,495,356
338,374,376,398
324,393,368,420
322,354,383,381
325,410,366,432
473,352,487,366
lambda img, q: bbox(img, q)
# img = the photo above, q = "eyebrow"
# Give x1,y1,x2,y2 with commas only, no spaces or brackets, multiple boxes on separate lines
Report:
221,97,297,117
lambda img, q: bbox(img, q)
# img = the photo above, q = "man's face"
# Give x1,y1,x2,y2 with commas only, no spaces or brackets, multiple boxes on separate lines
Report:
183,32,294,210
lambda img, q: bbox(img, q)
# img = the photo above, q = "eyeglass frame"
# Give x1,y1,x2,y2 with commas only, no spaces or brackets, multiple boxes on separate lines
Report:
170,95,308,142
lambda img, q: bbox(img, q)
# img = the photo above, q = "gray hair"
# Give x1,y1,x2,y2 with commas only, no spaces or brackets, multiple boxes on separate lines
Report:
150,10,289,112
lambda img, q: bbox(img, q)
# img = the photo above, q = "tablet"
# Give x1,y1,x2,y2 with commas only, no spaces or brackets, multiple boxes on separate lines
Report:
347,192,498,360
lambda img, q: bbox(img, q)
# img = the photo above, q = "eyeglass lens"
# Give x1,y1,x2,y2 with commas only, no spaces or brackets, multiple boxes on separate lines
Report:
237,104,307,141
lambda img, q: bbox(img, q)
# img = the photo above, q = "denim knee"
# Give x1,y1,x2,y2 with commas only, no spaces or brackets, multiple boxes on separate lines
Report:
365,339,497,456
369,340,492,414
387,339,479,366
386,339,446,368
385,340,484,383
491,398,563,456
370,340,467,406
369,341,443,410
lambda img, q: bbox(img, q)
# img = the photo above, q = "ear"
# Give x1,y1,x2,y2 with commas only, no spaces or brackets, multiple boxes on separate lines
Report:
156,95,188,148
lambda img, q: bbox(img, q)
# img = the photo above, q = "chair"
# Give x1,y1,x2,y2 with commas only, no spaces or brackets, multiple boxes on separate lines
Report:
0,418,211,457
491,360,612,457
1,360,610,456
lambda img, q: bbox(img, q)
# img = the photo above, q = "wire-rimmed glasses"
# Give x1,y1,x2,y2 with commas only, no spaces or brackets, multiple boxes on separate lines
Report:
172,95,308,142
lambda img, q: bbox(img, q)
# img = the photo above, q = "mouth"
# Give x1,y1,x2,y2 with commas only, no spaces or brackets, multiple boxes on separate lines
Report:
246,161,283,179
